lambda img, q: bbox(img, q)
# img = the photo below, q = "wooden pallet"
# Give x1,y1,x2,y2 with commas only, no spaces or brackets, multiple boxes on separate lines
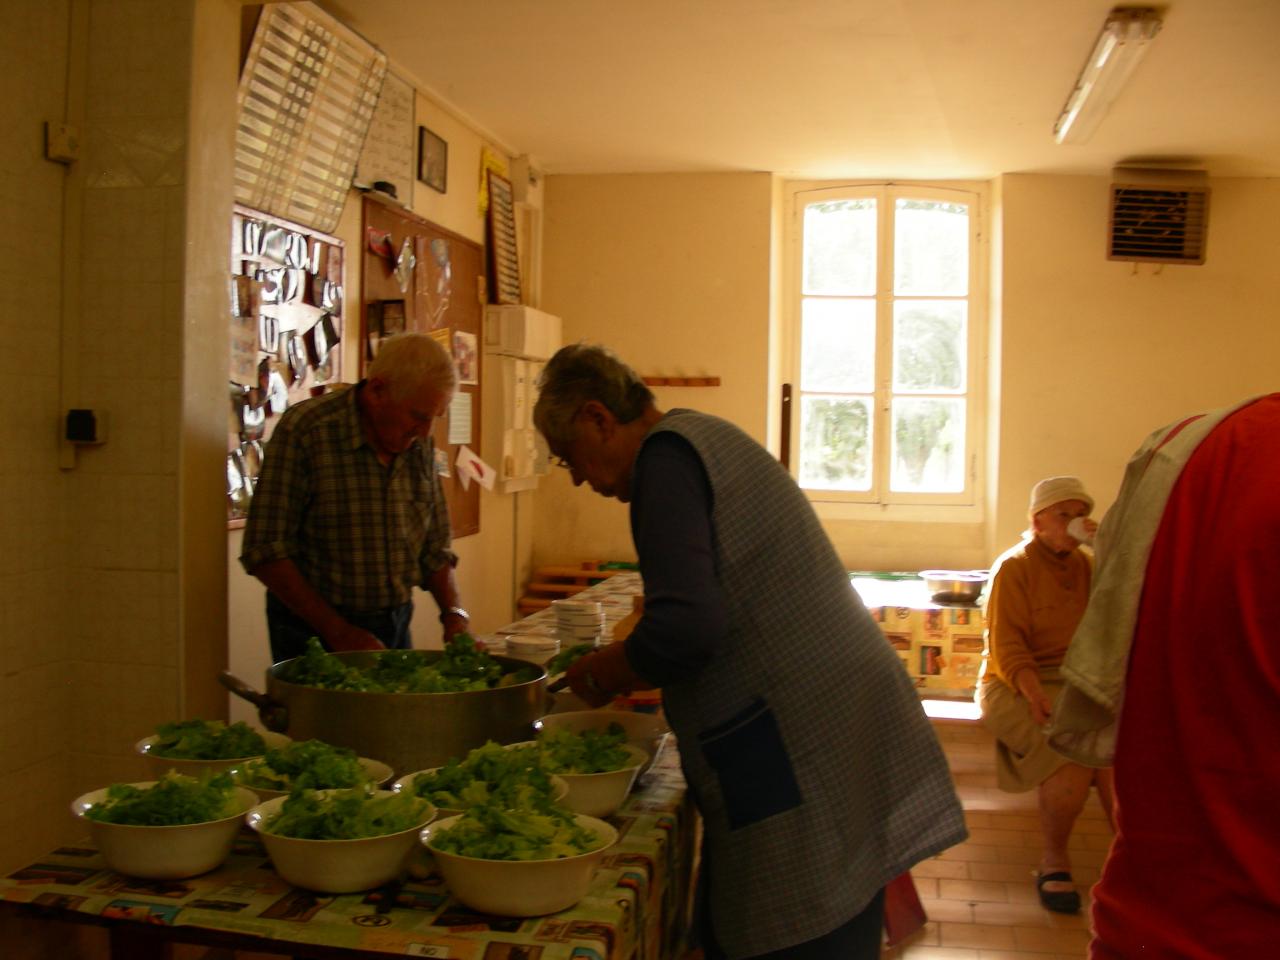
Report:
517,562,627,616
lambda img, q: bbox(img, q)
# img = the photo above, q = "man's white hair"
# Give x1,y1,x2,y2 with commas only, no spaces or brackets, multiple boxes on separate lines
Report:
368,333,458,400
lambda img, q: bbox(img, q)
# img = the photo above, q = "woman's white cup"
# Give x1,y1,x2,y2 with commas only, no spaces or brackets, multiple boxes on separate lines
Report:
1066,516,1095,546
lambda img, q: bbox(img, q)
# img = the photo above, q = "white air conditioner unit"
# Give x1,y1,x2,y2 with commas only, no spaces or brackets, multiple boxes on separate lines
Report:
1108,166,1210,265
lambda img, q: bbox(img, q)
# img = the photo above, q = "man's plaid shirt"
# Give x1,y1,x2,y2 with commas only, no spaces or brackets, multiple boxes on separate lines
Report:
240,384,454,612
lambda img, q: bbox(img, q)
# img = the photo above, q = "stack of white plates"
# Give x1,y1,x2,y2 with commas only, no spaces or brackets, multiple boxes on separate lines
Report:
552,598,606,646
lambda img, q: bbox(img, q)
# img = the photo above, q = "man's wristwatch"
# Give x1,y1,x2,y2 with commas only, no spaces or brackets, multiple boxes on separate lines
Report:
439,606,470,624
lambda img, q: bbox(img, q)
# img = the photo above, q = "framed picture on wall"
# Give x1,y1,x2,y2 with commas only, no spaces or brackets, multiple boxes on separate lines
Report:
418,126,448,193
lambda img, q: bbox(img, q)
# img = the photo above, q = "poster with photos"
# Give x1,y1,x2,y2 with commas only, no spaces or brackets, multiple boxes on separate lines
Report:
453,330,478,385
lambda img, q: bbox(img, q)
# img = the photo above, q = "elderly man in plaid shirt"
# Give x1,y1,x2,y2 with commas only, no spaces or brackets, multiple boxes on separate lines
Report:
241,333,469,662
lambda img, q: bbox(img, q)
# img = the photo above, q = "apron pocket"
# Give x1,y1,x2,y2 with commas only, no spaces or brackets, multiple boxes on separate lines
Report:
699,698,802,830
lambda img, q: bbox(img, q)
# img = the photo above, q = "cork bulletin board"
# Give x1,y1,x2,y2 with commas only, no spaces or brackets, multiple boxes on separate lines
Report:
361,196,482,538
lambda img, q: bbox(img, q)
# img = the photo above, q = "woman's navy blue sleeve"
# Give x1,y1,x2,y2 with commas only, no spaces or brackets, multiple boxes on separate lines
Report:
624,431,727,685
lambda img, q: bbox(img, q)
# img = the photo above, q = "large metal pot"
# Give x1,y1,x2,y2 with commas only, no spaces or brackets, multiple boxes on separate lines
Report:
220,652,547,778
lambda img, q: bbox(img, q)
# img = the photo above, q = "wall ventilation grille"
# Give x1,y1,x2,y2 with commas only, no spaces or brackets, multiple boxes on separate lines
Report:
1108,169,1210,265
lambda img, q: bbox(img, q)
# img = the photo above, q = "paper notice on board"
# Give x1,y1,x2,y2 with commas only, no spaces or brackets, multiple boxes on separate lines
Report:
448,392,472,445
455,445,495,492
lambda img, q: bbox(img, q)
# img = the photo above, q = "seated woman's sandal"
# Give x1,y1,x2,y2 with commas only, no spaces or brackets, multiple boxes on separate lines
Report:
1036,871,1081,914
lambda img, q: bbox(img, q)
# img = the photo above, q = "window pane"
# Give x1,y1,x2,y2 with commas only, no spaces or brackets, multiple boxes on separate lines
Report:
799,395,872,491
800,298,875,392
891,397,965,492
893,301,966,393
803,199,876,296
894,199,968,296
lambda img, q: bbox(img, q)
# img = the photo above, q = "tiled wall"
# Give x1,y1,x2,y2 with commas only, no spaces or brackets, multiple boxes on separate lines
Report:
0,0,77,876
0,0,203,874
64,0,200,815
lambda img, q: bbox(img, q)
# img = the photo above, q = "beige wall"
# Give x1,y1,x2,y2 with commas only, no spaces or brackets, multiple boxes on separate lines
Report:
535,170,1280,574
992,173,1280,549
534,172,774,567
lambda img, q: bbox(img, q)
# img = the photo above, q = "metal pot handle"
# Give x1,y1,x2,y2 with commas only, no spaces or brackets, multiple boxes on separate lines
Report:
219,670,289,733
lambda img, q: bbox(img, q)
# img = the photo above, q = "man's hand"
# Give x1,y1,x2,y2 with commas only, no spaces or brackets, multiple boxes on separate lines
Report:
441,611,471,646
324,623,385,653
565,642,641,708
1014,669,1052,725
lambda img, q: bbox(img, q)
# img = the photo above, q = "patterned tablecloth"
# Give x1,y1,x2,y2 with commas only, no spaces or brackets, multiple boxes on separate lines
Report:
3,571,695,959
2,745,693,960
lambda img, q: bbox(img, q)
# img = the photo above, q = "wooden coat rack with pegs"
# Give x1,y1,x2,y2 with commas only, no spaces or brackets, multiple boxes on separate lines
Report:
641,376,721,387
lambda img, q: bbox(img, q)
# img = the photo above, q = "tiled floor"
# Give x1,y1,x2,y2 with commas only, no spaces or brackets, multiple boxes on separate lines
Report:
882,715,1113,960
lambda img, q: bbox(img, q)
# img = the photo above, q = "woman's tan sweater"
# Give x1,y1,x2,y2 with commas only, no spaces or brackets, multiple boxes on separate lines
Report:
981,535,1092,687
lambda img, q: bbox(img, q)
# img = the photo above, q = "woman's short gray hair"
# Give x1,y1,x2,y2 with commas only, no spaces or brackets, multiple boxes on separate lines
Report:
534,343,655,447
367,333,458,400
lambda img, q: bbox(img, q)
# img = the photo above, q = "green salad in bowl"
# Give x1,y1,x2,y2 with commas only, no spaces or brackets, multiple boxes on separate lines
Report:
136,719,290,778
394,740,568,815
423,792,619,916
71,772,260,879
247,787,438,894
532,726,648,818
233,739,391,799
280,635,541,693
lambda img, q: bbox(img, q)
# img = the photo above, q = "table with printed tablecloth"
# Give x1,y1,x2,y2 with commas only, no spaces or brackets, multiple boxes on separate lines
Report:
0,744,694,960
851,576,985,699
1,571,695,960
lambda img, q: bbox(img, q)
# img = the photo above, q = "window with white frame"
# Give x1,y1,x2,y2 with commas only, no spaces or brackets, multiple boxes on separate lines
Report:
787,183,984,508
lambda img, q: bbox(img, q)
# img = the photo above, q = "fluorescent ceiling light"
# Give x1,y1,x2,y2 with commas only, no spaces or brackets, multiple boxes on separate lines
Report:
1054,7,1163,145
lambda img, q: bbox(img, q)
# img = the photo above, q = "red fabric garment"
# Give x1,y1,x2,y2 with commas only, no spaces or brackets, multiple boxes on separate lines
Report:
1090,395,1280,958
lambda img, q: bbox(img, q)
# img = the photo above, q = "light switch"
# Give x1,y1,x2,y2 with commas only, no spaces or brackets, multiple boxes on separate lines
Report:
45,122,80,164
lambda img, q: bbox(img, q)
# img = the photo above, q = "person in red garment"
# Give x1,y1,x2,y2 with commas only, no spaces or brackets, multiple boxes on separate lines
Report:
1046,393,1280,957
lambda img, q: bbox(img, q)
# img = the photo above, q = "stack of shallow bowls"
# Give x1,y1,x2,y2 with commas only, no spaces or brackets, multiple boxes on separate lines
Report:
552,599,606,647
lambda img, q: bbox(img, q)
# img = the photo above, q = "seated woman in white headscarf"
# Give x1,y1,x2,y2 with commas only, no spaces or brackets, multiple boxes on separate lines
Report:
976,476,1114,915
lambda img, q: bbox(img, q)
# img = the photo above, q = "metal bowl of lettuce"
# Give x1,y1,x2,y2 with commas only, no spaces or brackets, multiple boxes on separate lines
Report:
221,636,546,778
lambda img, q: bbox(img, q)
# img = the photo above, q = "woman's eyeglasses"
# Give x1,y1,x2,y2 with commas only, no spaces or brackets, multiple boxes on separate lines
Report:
550,456,571,471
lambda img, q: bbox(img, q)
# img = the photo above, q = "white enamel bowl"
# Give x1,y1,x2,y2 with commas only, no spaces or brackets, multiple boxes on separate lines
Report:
545,743,648,818
505,636,561,666
136,730,292,779
392,768,569,818
71,783,260,880
246,791,437,894
535,710,670,772
422,813,618,916
232,756,394,802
